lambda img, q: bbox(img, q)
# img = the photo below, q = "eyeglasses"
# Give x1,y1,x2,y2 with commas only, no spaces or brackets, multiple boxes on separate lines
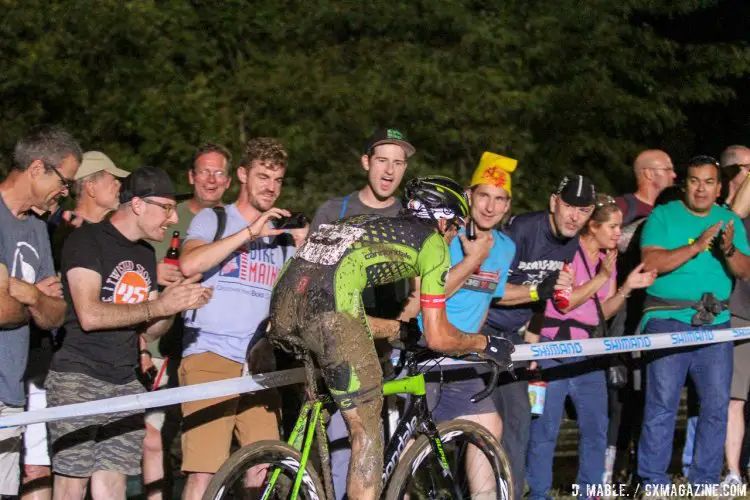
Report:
142,198,176,217
193,169,228,180
44,162,74,192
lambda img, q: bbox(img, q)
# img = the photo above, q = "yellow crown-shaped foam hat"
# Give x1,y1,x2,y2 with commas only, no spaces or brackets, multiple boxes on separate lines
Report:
470,152,518,195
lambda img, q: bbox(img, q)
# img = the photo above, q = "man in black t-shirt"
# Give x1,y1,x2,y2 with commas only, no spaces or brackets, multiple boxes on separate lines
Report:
46,167,212,499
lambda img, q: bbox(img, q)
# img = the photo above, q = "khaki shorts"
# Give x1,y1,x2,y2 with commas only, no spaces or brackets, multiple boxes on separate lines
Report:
179,352,281,474
0,403,22,495
731,316,750,401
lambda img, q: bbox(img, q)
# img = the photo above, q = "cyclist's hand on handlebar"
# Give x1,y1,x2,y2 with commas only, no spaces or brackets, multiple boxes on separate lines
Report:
481,335,516,374
390,318,422,350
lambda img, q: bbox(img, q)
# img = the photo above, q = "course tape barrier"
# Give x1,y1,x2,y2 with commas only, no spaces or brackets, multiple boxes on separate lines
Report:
2,326,749,429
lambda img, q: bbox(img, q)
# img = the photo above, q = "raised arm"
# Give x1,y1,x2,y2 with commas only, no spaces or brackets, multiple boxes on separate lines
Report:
444,231,493,298
68,268,210,332
641,222,721,274
179,207,287,276
719,219,750,280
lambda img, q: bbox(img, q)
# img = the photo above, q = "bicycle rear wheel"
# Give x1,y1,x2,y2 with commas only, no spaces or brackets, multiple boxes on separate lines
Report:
203,440,324,500
384,420,513,500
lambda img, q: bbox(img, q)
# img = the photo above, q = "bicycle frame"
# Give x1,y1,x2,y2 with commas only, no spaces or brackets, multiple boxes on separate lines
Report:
261,371,459,499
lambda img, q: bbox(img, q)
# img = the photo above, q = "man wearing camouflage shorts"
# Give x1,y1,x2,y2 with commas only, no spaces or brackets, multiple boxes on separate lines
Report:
47,167,212,499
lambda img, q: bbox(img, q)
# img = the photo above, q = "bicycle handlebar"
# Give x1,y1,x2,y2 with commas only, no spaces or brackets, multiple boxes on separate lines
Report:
395,345,517,404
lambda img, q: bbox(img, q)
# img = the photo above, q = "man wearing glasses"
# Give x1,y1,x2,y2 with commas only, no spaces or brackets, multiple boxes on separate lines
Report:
637,155,750,491
614,149,676,224
143,143,232,500
47,166,213,499
150,143,232,287
0,125,81,498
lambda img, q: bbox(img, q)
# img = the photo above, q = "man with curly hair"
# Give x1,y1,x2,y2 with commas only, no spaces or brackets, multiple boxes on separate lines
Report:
178,138,306,499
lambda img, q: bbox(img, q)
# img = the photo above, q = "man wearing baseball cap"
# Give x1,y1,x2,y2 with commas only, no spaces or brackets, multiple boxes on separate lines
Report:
50,151,130,267
308,127,415,499
47,166,209,498
482,173,595,500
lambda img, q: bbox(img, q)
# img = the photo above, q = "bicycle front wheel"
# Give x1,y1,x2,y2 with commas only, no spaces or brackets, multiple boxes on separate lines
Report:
385,420,513,500
203,440,325,500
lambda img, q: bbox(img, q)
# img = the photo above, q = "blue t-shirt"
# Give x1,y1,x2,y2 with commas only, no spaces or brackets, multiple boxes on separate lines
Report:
447,228,515,332
182,204,296,363
641,200,750,326
486,211,578,343
417,227,515,334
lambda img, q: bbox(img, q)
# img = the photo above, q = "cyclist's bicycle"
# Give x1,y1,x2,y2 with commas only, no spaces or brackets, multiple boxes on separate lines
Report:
203,340,514,499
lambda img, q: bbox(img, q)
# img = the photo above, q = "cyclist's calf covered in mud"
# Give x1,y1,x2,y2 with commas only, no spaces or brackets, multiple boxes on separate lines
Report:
268,176,516,500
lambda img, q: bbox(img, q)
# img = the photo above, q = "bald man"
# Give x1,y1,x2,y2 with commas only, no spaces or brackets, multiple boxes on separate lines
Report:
615,150,676,224
604,150,675,484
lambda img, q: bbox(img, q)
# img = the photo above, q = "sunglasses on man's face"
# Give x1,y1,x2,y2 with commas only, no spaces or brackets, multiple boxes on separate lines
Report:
44,162,74,193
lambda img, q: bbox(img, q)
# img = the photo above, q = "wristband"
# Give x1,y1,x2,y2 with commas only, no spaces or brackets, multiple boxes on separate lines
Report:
139,349,152,356
246,225,257,241
529,282,540,302
725,244,737,258
145,302,152,323
617,288,631,299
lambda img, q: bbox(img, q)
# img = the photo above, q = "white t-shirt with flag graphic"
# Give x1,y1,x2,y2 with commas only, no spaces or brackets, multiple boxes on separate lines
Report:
182,204,296,363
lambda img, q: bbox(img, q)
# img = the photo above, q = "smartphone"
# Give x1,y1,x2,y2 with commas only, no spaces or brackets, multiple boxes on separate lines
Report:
467,219,477,241
275,212,308,229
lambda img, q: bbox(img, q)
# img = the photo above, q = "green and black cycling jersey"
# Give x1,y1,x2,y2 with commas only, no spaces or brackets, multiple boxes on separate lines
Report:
270,213,451,408
279,213,451,316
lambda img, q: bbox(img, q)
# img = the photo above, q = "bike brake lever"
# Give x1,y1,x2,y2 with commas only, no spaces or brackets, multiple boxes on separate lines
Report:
470,362,500,404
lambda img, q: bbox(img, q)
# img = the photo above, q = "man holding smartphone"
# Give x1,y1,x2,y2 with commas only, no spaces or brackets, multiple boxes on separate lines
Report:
410,152,517,497
177,138,307,500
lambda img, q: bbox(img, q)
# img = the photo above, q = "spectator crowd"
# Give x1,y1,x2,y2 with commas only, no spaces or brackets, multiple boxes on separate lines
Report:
1,124,750,500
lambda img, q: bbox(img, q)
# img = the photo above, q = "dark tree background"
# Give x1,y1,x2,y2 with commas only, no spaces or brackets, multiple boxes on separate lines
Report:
0,0,748,213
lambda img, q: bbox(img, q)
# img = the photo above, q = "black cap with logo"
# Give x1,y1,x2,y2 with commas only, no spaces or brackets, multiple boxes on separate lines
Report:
119,166,190,204
364,128,416,158
556,175,596,207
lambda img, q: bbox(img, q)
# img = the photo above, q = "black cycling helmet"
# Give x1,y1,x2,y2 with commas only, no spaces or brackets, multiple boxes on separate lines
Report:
403,175,470,222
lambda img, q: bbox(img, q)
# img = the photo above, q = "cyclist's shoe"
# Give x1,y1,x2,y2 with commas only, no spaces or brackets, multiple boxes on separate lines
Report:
481,335,515,373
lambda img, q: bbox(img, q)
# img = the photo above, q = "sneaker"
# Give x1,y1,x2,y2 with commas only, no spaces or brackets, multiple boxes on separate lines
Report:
720,472,743,499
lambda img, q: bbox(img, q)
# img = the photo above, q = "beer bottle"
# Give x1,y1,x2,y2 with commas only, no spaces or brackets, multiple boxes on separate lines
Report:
164,231,180,265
